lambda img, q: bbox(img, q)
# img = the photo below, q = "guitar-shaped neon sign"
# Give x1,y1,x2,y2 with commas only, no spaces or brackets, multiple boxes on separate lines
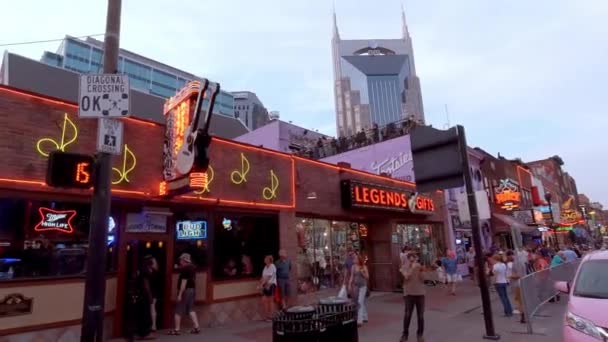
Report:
36,113,78,157
176,79,220,175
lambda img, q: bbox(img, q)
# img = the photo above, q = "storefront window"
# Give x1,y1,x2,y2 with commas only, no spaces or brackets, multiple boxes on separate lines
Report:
395,224,445,266
0,198,118,280
294,218,365,294
213,214,279,280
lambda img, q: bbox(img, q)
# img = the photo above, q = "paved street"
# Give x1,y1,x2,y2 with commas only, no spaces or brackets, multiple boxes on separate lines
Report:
114,281,567,342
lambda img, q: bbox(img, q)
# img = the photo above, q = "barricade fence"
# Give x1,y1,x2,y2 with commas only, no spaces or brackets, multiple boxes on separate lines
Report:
520,260,580,334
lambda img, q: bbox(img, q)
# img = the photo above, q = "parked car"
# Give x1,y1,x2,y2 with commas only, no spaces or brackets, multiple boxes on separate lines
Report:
555,250,608,341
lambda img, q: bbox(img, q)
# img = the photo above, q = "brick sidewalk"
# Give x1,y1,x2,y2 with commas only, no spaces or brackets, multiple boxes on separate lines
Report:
112,281,566,342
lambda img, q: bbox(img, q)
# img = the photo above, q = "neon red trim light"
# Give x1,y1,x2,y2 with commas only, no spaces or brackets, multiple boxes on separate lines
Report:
34,207,77,234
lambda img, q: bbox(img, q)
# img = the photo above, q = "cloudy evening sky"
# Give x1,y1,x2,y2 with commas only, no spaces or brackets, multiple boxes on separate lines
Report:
2,0,607,205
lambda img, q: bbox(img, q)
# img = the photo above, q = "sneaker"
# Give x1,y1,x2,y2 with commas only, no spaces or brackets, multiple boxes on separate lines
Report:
512,309,521,314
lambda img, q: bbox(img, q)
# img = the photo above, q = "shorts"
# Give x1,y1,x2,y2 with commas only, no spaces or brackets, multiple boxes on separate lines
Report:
277,278,291,298
175,288,195,315
446,273,461,283
262,284,276,297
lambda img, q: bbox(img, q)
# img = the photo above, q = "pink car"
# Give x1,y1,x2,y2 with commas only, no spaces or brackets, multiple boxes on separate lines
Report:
555,250,608,341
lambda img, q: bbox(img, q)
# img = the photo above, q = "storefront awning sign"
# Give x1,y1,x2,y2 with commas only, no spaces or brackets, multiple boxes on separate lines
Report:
341,179,410,212
176,220,207,240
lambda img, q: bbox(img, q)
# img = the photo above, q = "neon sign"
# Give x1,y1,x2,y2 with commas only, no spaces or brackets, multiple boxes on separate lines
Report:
494,179,520,210
341,179,409,212
112,144,137,185
408,194,435,214
34,207,77,233
222,218,233,231
193,165,214,195
230,153,250,184
262,170,279,200
189,172,208,189
176,220,207,240
36,113,78,157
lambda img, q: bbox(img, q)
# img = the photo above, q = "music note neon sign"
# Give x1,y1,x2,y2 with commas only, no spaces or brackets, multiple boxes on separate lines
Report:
230,153,250,185
262,170,279,200
112,144,137,185
36,113,78,157
193,165,214,195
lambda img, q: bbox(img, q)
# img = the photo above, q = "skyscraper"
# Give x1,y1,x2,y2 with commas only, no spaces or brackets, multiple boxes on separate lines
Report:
332,8,424,137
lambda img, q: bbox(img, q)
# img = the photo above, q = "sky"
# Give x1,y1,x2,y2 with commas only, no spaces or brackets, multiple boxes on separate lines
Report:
2,0,607,206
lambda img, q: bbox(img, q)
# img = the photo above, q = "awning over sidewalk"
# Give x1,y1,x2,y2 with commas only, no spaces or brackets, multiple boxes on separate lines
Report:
492,213,538,233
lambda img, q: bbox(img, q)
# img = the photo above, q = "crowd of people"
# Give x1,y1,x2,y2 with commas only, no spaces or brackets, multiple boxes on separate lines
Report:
398,243,587,342
291,118,421,159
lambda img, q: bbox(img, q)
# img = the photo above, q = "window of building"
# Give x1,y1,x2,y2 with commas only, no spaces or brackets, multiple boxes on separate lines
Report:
294,218,366,294
395,224,445,266
213,213,279,280
0,199,118,280
173,214,209,271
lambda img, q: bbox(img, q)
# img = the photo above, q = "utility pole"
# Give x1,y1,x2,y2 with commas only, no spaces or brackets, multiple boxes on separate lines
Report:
81,0,122,340
457,125,500,340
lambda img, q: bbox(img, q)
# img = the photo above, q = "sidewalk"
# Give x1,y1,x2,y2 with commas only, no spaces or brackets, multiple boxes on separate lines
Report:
113,281,566,342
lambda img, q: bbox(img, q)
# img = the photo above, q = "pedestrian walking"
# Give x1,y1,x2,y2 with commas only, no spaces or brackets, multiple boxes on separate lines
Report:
168,253,200,335
465,247,476,282
349,254,369,327
400,252,426,342
492,254,513,317
506,250,526,323
441,250,459,295
275,249,292,309
258,255,277,322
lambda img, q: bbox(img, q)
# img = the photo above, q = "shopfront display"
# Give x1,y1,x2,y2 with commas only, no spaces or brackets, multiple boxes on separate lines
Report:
395,224,445,265
294,218,366,294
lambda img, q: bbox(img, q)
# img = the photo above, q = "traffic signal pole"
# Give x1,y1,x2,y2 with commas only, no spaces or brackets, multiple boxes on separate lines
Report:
457,125,500,340
80,0,122,340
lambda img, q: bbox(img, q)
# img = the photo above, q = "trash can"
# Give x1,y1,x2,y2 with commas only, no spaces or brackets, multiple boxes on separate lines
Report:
273,305,325,342
318,297,358,342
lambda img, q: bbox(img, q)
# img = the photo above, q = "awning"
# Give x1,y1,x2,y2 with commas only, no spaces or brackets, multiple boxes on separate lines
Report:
492,213,538,233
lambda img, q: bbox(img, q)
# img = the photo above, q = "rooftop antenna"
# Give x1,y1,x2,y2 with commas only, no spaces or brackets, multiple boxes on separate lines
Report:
444,104,451,129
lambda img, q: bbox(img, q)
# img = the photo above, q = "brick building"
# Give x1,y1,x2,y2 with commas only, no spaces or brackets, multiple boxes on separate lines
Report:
0,84,445,340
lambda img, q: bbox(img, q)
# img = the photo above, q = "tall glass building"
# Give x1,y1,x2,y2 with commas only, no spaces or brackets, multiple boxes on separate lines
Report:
41,36,235,117
331,10,425,137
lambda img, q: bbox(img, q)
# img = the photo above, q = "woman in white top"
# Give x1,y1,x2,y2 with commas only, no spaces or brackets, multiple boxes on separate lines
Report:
259,255,277,321
491,254,513,317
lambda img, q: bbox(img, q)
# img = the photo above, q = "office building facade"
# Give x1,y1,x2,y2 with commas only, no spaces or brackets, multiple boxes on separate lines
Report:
232,91,270,130
41,36,236,118
332,10,424,137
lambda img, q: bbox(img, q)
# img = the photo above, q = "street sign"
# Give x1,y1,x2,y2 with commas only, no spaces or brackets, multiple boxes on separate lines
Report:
96,118,123,155
79,74,130,118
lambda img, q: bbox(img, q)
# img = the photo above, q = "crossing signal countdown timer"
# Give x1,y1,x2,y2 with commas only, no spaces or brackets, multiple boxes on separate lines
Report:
46,151,95,189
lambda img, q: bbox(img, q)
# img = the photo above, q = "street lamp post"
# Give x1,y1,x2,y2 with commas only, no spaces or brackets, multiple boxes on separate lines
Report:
545,193,557,248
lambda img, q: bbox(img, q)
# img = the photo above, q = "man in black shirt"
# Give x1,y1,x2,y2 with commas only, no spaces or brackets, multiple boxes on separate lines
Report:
168,253,200,335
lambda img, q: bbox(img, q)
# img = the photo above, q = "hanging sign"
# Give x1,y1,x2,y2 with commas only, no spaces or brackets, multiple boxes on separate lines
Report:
34,208,77,233
176,220,207,240
126,213,167,233
341,179,410,212
495,179,521,210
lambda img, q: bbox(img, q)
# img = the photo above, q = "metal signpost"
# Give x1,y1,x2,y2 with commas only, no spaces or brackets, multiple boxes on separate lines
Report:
410,124,499,340
79,0,124,340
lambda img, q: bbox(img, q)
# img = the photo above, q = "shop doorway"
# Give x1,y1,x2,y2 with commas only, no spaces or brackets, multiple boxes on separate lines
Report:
122,239,167,337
